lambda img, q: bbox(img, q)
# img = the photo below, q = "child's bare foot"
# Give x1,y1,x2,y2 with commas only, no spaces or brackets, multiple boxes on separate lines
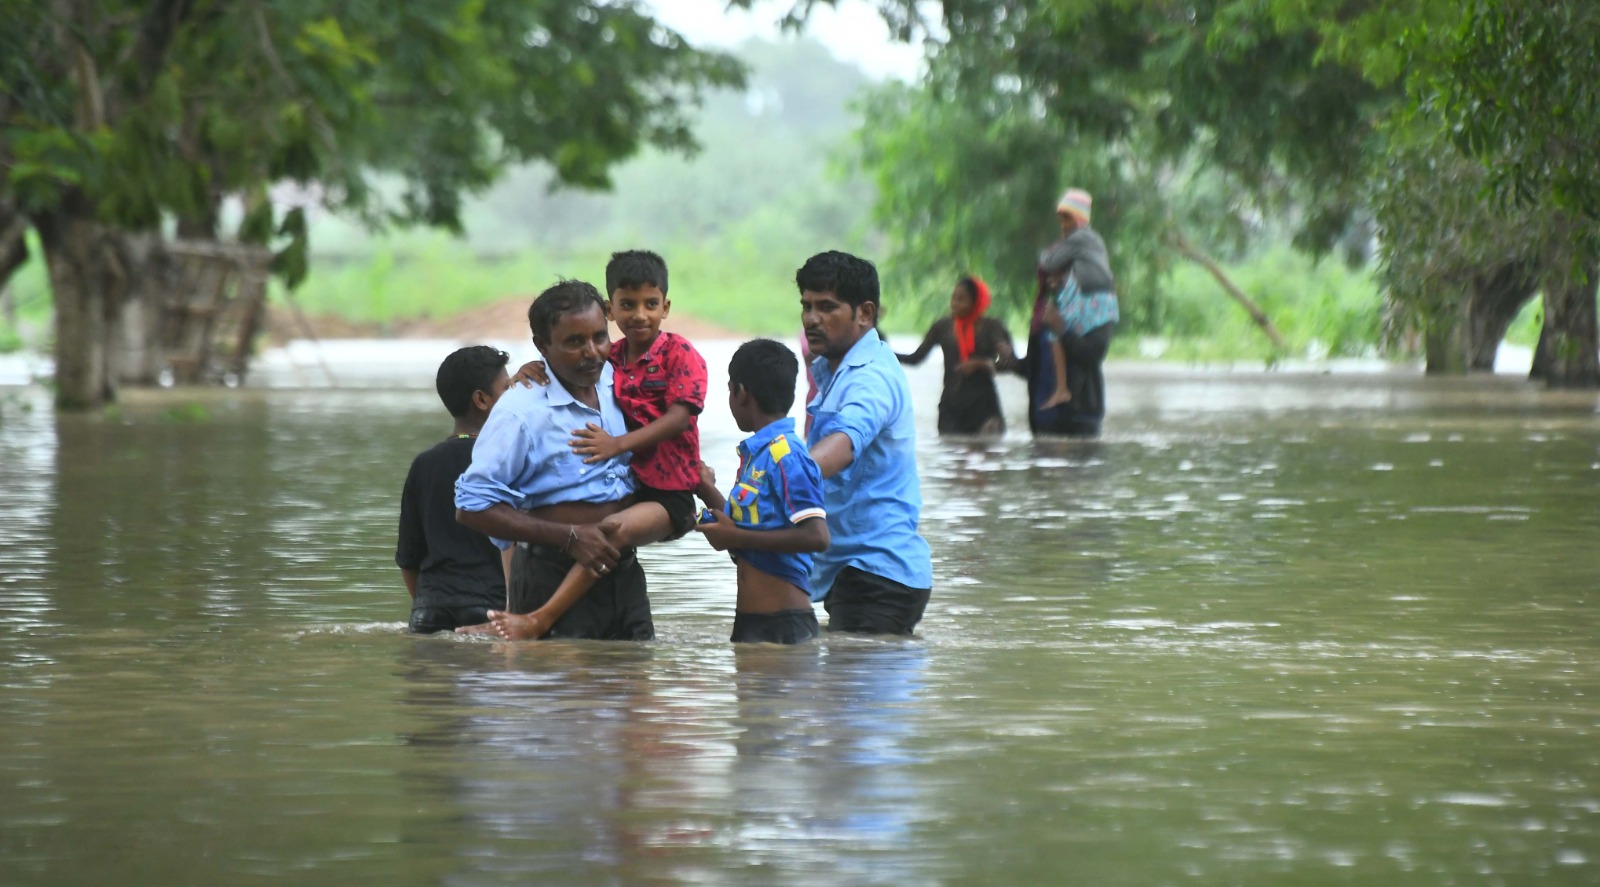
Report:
487,609,550,641
1042,389,1073,409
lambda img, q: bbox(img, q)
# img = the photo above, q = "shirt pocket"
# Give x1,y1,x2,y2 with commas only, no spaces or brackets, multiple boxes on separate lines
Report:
730,482,762,525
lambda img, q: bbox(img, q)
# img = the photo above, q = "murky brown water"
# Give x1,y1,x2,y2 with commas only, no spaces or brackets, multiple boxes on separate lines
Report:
2,342,1599,885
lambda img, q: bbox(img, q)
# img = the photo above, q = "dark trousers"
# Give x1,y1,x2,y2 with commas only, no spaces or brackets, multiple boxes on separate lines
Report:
409,605,493,634
510,543,654,641
823,566,931,636
731,608,821,644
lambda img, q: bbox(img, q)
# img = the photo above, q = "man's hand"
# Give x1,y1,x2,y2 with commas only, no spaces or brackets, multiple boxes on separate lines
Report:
568,524,620,574
512,360,550,388
570,423,624,463
695,508,740,551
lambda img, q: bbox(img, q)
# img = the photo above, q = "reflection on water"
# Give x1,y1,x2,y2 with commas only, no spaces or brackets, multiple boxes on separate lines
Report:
2,348,1599,885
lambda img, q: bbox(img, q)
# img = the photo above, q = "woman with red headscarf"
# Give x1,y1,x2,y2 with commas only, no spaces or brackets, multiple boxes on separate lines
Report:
896,274,1016,435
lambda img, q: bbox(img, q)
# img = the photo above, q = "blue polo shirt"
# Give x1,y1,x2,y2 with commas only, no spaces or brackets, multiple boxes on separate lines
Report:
454,364,635,549
722,417,827,596
806,328,934,595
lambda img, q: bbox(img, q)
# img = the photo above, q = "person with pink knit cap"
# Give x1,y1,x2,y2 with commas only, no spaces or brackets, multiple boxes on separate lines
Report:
1036,188,1119,413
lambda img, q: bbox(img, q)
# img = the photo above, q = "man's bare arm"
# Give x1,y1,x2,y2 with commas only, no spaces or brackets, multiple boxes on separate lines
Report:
809,432,854,479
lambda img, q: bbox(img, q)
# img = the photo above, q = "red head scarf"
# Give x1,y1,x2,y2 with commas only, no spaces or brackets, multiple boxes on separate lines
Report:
953,276,991,363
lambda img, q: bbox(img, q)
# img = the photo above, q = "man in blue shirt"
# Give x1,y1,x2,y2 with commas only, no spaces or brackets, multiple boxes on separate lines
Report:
798,251,934,635
454,279,652,640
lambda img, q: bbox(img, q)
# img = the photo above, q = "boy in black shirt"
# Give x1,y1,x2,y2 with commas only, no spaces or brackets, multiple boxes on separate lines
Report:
396,345,512,633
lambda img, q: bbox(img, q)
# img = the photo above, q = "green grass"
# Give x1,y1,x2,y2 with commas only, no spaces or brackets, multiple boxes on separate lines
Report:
5,233,1388,361
0,235,53,354
280,231,835,336
1133,244,1382,362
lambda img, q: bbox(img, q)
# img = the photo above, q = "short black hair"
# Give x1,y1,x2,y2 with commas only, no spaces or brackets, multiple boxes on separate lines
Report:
728,338,798,416
527,278,607,342
605,250,668,297
795,250,879,309
435,345,509,418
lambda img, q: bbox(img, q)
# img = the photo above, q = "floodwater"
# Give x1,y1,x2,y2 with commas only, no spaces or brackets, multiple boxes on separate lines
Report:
2,339,1599,886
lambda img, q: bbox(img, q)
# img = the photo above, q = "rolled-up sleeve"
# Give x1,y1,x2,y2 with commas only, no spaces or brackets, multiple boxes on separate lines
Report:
818,366,894,461
454,409,531,514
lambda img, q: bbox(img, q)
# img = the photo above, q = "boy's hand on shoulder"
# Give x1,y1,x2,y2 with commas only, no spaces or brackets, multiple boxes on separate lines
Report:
570,423,623,463
695,508,738,551
512,360,550,388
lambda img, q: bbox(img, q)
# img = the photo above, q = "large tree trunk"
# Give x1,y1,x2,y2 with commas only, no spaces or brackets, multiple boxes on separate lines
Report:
1464,262,1538,372
1535,259,1600,389
1423,307,1469,375
34,202,138,410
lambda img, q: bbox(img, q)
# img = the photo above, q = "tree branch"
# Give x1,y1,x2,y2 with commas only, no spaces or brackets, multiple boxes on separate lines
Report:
1168,229,1288,351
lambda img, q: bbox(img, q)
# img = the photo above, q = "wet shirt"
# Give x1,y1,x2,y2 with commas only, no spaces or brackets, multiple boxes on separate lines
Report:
722,417,827,596
395,435,505,609
455,364,635,548
806,328,934,595
609,331,707,491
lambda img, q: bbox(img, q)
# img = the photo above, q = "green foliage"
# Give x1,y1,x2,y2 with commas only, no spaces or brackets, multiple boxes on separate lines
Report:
1155,244,1380,360
158,402,212,424
1,0,744,277
282,38,876,334
1442,2,1600,220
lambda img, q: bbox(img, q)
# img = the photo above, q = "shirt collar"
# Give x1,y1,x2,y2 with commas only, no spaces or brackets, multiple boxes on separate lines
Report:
609,331,669,369
738,416,796,458
545,363,612,409
840,327,882,368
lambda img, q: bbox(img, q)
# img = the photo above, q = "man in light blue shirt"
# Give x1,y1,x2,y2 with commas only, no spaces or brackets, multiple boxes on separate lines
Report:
799,251,934,635
454,279,653,640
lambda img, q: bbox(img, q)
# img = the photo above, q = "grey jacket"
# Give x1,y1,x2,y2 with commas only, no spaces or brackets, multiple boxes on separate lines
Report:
1039,227,1115,293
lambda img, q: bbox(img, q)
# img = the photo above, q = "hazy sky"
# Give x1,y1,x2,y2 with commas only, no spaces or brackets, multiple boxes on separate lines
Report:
643,0,926,81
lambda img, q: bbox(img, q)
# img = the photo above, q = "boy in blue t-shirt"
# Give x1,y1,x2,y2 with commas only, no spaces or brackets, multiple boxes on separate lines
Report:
694,339,830,644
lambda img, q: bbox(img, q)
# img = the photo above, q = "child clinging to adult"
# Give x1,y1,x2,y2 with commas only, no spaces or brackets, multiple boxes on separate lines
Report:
695,338,830,644
1039,187,1118,410
487,250,708,640
396,345,514,633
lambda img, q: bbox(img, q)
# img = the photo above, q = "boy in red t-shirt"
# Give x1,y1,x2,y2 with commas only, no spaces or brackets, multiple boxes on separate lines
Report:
489,250,707,640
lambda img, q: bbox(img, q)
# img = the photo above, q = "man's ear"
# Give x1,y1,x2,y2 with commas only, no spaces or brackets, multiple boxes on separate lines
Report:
855,301,879,328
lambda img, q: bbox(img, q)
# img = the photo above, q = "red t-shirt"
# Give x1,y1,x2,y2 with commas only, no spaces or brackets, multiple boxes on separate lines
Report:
609,331,707,491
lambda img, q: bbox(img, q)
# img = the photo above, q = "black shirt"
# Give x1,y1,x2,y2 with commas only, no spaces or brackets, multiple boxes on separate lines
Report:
395,436,505,610
898,315,1015,434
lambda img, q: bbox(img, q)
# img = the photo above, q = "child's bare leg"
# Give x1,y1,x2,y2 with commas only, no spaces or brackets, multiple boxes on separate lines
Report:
1042,336,1073,408
491,502,673,641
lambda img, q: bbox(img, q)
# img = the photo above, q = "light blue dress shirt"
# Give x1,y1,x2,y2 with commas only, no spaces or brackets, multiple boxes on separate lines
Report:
806,328,934,595
454,364,635,549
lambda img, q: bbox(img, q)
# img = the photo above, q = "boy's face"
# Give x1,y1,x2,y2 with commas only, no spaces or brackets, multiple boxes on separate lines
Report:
1057,211,1081,236
534,303,611,389
801,289,875,364
609,285,669,352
